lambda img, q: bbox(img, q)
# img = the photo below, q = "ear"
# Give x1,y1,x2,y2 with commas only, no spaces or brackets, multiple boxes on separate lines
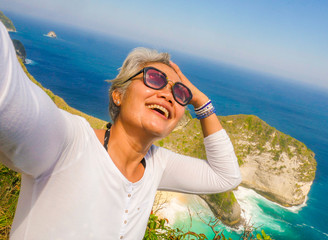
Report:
112,90,122,106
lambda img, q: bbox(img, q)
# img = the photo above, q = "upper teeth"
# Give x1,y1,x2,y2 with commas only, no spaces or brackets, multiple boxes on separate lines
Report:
147,104,169,118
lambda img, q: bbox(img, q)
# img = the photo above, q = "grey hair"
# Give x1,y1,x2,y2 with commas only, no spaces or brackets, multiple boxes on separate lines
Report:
108,47,171,122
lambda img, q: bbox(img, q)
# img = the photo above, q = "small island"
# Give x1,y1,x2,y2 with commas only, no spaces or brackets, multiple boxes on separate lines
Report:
46,31,57,38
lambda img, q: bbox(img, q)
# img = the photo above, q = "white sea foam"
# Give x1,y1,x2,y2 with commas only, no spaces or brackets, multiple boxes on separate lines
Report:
280,196,308,213
233,187,287,232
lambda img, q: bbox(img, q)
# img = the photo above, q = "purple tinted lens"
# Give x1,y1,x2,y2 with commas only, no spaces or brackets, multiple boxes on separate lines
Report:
145,69,167,89
173,83,191,105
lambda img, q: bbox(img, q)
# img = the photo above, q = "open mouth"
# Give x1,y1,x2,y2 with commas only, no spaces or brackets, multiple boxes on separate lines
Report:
146,104,169,119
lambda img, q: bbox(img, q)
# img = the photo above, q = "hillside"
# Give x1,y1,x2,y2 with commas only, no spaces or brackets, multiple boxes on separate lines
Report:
0,10,16,32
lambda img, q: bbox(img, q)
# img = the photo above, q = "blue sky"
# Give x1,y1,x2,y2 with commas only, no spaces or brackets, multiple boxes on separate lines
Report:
1,0,327,89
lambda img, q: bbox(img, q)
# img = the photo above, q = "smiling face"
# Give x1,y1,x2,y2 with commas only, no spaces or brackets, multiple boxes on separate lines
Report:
114,62,186,140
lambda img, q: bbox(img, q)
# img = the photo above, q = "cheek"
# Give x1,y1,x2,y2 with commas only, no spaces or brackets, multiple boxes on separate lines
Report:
120,84,153,116
175,106,186,120
124,82,153,102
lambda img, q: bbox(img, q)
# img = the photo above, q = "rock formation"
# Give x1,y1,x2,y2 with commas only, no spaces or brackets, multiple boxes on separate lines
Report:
12,39,26,63
46,31,57,38
220,114,316,207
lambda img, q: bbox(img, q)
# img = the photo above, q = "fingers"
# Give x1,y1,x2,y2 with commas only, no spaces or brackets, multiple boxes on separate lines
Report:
169,60,180,72
169,60,188,82
170,60,208,107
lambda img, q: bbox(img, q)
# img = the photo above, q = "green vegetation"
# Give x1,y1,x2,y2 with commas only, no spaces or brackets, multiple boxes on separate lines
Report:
208,192,237,212
143,213,272,240
0,164,20,237
0,10,16,31
143,213,207,239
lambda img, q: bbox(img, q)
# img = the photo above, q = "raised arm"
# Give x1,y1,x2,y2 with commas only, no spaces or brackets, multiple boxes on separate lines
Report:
0,22,69,178
158,129,241,194
158,62,241,193
170,61,222,137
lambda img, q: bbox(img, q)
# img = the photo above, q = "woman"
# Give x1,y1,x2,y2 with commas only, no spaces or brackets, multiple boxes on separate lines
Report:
0,22,241,240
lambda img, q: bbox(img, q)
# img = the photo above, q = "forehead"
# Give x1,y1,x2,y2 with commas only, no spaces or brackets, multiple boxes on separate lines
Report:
144,62,181,82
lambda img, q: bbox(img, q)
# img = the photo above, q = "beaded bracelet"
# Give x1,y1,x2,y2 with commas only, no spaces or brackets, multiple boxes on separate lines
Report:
195,99,216,119
194,99,211,111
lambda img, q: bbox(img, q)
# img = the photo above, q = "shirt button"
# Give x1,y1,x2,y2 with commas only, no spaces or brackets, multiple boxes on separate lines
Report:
125,210,128,213
128,194,131,197
124,220,127,224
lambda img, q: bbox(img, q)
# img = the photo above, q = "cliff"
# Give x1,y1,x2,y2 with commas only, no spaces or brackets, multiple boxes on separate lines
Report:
0,10,16,32
220,115,316,206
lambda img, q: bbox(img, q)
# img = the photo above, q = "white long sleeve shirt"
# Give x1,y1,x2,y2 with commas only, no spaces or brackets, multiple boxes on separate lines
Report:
0,22,241,240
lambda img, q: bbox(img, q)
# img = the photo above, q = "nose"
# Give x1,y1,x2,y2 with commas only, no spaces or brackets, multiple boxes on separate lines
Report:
157,80,174,104
166,79,175,88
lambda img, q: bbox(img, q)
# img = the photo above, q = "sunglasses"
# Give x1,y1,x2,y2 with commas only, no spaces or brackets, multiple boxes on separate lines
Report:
123,67,193,106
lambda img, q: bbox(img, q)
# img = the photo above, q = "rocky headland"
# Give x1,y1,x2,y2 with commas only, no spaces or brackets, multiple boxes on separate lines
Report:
224,115,316,207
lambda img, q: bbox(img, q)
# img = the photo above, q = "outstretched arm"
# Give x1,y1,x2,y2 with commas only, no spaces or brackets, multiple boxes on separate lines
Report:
0,22,69,178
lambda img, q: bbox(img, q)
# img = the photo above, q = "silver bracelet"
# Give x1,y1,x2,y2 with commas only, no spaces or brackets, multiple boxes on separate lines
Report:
195,100,216,119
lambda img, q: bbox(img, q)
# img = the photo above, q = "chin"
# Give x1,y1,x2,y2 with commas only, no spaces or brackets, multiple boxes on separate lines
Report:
145,121,176,139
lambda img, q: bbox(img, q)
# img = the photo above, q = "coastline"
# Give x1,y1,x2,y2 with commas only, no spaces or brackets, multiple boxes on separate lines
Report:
154,185,309,234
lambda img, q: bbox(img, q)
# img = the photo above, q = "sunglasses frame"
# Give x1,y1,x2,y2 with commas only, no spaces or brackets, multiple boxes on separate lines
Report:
123,66,192,106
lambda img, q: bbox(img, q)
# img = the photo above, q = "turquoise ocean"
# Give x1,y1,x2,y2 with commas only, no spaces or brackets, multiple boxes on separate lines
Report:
5,11,328,240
